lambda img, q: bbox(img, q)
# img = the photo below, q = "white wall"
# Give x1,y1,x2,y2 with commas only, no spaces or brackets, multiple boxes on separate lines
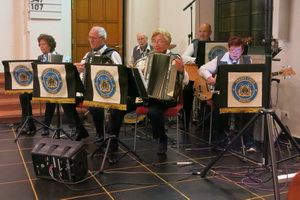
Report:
125,0,195,64
159,0,195,55
272,0,300,138
0,0,71,65
125,0,160,64
0,0,16,61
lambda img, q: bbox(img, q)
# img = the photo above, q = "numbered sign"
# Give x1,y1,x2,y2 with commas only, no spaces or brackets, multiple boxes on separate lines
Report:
29,0,62,20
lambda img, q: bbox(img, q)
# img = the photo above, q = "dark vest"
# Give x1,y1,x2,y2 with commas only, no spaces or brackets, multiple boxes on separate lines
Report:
86,47,116,64
192,39,200,57
132,44,153,63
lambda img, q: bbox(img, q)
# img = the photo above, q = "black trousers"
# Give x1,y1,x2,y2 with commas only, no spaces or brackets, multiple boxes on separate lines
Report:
147,98,177,143
19,93,84,129
182,81,194,129
89,97,139,138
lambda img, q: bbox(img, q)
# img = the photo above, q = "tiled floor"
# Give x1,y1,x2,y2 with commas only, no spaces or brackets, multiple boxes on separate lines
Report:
0,116,299,200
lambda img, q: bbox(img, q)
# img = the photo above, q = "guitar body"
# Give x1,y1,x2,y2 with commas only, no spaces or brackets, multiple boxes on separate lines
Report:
193,76,215,101
184,64,199,81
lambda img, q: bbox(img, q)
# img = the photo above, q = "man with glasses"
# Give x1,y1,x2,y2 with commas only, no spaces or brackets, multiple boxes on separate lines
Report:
110,28,189,155
199,36,257,152
74,26,122,144
144,28,189,154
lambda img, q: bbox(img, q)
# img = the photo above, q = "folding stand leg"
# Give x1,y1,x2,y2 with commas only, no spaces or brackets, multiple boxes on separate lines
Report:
15,116,54,142
201,111,261,177
91,135,143,173
201,108,300,200
50,104,74,140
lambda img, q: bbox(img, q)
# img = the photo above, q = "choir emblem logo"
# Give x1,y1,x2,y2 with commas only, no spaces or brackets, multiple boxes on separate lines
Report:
13,65,33,86
41,68,63,94
208,45,228,61
232,76,258,103
94,70,116,98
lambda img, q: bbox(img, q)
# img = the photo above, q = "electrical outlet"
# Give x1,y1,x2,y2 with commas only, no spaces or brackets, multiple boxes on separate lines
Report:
281,111,290,119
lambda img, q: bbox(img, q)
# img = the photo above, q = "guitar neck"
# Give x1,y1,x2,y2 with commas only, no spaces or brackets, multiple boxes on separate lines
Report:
271,71,281,77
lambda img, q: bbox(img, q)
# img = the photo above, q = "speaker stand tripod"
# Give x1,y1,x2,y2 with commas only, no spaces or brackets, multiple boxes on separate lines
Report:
51,103,74,140
200,108,300,200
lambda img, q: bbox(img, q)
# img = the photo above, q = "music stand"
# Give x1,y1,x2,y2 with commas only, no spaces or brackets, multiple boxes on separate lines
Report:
199,64,300,199
2,60,54,141
195,41,228,67
31,62,84,140
84,63,142,172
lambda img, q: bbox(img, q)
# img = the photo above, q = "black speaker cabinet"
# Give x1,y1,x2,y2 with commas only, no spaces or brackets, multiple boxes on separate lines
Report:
31,138,88,182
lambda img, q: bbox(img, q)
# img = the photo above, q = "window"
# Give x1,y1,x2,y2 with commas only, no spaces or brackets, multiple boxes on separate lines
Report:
215,0,265,53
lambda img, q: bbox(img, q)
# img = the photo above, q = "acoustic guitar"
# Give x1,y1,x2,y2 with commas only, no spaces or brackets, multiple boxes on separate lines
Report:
194,66,296,101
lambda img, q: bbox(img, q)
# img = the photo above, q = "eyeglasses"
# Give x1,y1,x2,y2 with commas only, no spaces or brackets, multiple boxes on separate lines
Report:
152,40,165,44
88,36,101,40
229,48,242,53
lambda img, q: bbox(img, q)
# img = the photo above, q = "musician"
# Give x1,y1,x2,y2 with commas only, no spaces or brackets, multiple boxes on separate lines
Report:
128,32,153,66
120,28,189,154
19,34,88,138
199,36,257,152
181,23,212,132
74,26,122,144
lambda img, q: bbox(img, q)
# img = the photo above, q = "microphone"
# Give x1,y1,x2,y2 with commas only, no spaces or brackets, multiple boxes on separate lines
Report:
183,0,197,11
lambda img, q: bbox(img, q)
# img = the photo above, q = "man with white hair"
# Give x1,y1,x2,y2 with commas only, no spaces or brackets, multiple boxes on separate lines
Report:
74,26,122,145
128,32,153,66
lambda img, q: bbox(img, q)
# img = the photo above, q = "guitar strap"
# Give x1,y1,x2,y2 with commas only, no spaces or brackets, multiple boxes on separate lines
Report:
239,56,244,64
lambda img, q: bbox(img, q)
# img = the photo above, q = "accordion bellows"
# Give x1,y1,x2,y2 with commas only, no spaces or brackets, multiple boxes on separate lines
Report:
143,53,183,101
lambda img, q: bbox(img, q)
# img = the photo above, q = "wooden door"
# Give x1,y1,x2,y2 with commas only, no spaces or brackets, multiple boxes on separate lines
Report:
72,0,124,63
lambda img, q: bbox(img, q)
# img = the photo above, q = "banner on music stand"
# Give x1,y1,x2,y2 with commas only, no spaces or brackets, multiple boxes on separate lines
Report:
196,41,228,67
2,60,38,94
83,64,128,110
32,63,82,104
216,64,267,114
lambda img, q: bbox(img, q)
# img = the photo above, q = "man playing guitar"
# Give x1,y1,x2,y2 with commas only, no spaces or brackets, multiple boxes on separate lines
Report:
198,36,257,152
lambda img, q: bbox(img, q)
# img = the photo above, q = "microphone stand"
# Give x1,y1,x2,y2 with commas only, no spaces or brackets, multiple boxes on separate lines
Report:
183,0,196,45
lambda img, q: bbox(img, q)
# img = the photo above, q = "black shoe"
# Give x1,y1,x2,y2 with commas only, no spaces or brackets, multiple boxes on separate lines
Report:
157,142,167,155
109,139,119,152
42,127,50,136
94,136,104,145
20,124,36,135
75,125,89,141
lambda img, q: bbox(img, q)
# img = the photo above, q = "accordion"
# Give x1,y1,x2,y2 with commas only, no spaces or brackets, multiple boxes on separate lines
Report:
140,53,183,101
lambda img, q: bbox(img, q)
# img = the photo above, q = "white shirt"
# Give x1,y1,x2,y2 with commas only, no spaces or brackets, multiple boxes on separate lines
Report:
182,43,196,64
199,52,252,80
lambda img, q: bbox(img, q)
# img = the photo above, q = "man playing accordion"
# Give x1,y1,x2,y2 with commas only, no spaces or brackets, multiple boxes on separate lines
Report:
119,28,189,155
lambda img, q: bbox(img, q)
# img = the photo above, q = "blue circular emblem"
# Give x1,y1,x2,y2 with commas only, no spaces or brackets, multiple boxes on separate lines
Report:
94,70,116,98
208,45,228,61
41,68,63,94
232,76,258,103
13,65,33,86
